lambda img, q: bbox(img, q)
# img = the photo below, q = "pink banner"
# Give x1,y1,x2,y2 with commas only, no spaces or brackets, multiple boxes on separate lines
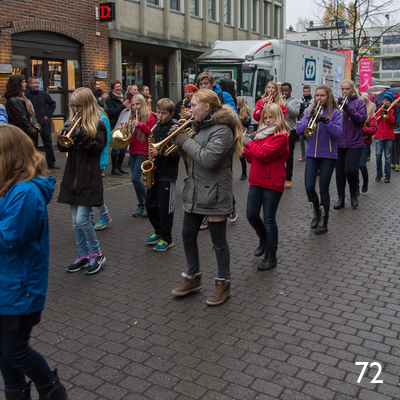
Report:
336,49,353,80
359,58,373,92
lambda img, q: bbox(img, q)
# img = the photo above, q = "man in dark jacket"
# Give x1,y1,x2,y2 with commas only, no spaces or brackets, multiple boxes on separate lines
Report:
25,77,59,169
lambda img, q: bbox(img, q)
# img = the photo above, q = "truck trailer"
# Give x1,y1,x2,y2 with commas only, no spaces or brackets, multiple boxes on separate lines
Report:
195,39,347,113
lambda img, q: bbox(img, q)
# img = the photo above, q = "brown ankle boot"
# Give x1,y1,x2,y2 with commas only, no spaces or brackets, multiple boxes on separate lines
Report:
207,278,231,306
171,272,202,297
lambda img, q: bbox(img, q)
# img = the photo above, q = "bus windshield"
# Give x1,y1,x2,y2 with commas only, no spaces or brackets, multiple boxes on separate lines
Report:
242,65,256,97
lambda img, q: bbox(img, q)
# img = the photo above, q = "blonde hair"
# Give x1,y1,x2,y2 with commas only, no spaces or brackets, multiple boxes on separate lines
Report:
0,125,48,197
341,79,357,95
69,87,101,138
131,93,150,143
260,103,290,135
237,96,252,120
265,81,286,107
360,94,373,124
193,89,243,156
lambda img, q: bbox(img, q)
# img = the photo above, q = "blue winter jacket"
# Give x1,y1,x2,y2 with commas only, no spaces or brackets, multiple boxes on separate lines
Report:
213,85,238,114
100,111,111,171
0,104,8,124
0,176,55,316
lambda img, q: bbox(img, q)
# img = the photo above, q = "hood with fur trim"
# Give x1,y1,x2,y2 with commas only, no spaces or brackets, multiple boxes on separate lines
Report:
209,106,238,132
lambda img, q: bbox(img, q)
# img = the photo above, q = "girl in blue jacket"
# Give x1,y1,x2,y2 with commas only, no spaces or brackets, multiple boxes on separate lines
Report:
0,125,67,399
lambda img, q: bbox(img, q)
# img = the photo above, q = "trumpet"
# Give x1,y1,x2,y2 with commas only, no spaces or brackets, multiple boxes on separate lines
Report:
338,96,348,111
379,96,400,120
304,102,323,137
262,91,273,109
57,113,82,148
152,116,197,156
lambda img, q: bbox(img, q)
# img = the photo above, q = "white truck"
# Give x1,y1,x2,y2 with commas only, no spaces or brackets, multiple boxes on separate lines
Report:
195,39,346,112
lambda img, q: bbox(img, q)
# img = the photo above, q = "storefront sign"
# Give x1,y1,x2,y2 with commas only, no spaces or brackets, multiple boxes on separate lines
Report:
99,3,115,22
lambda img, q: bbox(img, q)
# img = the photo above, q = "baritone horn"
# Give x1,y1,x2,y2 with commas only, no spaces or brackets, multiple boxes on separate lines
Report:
110,109,136,151
304,102,323,137
379,96,400,119
57,113,82,148
152,116,197,156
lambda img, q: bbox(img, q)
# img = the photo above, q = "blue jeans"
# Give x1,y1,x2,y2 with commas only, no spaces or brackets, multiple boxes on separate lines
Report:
0,327,54,390
358,145,370,185
89,204,110,222
70,204,101,256
110,148,126,157
375,139,393,177
246,185,282,251
300,134,308,156
305,157,336,204
130,154,147,206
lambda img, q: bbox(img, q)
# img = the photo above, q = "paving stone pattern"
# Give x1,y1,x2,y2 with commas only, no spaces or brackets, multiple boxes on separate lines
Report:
2,143,400,400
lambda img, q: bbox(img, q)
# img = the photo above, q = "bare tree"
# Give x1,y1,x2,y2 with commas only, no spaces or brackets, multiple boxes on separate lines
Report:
314,0,400,80
295,17,310,32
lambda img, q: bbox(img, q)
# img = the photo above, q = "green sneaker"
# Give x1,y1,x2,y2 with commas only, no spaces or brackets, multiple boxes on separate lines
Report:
145,233,162,245
153,240,174,252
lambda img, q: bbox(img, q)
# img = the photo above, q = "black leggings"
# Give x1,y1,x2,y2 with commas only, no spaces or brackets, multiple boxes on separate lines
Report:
335,148,363,197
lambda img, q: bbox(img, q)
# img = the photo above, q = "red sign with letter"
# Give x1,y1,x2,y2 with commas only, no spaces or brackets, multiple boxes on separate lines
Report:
99,2,115,22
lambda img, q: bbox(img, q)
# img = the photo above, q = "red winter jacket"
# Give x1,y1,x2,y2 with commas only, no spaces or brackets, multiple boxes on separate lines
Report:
362,113,378,146
128,113,157,155
253,97,287,122
243,132,289,193
375,108,395,140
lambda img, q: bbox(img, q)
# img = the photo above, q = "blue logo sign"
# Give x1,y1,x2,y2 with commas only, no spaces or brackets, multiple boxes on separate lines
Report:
304,58,317,82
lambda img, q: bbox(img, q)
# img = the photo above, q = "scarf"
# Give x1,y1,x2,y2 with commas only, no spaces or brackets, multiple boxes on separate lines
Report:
113,91,124,103
15,93,36,125
255,123,277,140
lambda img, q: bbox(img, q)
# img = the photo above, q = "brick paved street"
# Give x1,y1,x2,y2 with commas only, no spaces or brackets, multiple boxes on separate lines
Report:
2,143,400,400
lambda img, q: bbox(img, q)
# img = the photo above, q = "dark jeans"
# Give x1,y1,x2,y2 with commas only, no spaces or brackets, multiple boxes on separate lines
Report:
182,212,230,280
111,148,127,157
305,157,336,204
146,181,175,244
0,326,54,390
358,145,370,186
246,185,282,251
336,148,363,197
129,154,147,206
286,130,297,181
392,135,400,166
240,156,247,174
40,123,56,167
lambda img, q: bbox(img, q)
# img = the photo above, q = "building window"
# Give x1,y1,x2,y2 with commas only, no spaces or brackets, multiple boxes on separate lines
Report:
147,0,161,5
170,0,181,11
382,35,400,45
263,1,269,35
373,61,380,72
382,57,400,70
239,0,246,29
274,5,280,38
310,40,318,48
208,0,217,21
190,0,200,16
224,0,232,25
252,0,259,32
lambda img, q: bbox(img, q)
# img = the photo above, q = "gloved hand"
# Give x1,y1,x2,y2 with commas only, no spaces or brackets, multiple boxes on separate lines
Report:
342,102,349,111
171,129,190,147
243,135,253,146
168,124,180,135
62,120,73,134
309,108,317,119
383,105,389,110
69,125,81,140
316,114,329,124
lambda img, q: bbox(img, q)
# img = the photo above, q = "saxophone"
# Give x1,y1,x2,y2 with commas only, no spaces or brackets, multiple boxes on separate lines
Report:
141,121,158,189
179,99,189,123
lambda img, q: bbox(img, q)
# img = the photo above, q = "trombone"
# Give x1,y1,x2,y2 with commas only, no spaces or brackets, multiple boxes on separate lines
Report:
57,113,82,148
304,102,323,137
378,96,400,120
338,96,348,111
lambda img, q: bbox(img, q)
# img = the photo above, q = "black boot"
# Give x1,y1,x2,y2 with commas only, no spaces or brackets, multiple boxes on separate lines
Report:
254,235,266,257
350,192,358,208
315,203,329,235
5,383,31,400
111,155,122,176
36,369,67,400
257,250,277,271
309,197,320,229
333,197,345,209
117,152,129,174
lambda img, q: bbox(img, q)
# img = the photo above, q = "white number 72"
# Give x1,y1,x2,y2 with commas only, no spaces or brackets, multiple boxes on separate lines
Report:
355,362,383,383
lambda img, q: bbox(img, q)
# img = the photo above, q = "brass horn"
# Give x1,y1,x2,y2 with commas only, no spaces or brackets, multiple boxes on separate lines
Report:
379,96,400,119
304,102,323,137
57,114,82,148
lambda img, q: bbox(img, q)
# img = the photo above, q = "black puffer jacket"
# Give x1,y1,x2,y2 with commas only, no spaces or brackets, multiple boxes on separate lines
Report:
57,121,107,207
105,92,126,129
5,96,38,135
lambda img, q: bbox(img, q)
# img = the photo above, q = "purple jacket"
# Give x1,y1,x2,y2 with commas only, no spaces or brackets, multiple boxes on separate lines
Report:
297,107,342,159
336,95,367,149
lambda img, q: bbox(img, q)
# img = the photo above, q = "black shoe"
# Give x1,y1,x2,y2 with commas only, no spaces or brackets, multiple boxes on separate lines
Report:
117,153,129,174
240,173,247,180
375,174,382,182
66,255,90,273
254,235,266,257
361,182,368,193
351,193,358,208
257,250,277,271
384,175,390,183
315,203,329,235
111,167,122,176
333,197,345,210
309,197,320,229
85,252,106,275
48,164,60,170
36,369,67,400
5,382,31,400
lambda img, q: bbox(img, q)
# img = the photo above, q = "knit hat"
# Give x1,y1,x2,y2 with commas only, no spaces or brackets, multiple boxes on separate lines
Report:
184,84,198,93
383,92,394,102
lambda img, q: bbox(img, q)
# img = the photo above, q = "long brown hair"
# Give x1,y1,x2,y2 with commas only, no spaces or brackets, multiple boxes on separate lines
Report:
307,84,339,119
193,89,243,156
0,125,48,198
237,96,252,120
264,81,286,107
